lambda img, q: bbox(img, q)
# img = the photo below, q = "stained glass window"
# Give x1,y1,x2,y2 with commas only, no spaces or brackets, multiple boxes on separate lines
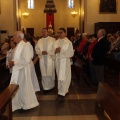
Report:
28,0,34,9
68,0,74,8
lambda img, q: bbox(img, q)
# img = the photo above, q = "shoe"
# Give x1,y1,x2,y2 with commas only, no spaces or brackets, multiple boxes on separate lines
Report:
56,95,65,102
43,88,54,94
43,90,49,94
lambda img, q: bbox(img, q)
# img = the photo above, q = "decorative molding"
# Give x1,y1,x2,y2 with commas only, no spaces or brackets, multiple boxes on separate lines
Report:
44,0,57,15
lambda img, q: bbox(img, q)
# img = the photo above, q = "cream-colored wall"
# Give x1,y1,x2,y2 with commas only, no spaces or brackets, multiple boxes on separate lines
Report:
0,0,16,36
20,0,46,36
20,0,80,36
84,0,120,34
54,0,79,35
1,0,120,36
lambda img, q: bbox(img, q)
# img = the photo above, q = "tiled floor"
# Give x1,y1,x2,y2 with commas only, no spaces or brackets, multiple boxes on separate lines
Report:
13,63,99,120
13,93,98,120
14,115,98,120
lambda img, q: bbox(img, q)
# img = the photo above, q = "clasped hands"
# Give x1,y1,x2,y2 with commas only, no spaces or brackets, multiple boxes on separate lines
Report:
42,47,61,55
55,47,61,54
42,51,48,55
9,61,14,68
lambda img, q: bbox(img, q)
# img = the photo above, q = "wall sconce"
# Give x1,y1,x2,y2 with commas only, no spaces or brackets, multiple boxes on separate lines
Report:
71,11,78,17
22,6,29,19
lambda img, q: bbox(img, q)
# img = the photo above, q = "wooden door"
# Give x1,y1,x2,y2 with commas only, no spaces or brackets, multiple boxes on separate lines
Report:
26,28,34,37
67,27,74,40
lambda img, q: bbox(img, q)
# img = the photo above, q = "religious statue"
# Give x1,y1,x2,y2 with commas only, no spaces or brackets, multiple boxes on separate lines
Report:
48,21,53,35
75,28,79,34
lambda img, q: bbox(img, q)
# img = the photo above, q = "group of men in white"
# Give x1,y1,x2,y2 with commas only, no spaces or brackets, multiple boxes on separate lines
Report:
8,28,74,112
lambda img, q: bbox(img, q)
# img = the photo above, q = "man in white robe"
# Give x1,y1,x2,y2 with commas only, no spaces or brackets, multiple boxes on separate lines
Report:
35,28,55,93
55,28,74,101
23,34,40,92
9,31,39,111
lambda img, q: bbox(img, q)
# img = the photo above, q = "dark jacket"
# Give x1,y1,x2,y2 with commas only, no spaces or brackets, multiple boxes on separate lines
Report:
91,37,110,65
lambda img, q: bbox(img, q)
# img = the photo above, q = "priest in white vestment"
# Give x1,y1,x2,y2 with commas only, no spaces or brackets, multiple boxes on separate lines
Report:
23,34,40,92
35,28,55,93
55,28,74,101
9,31,39,111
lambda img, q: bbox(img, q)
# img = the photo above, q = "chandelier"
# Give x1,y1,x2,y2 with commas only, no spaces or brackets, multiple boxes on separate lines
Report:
44,0,57,15
22,12,29,19
71,11,78,17
22,6,29,19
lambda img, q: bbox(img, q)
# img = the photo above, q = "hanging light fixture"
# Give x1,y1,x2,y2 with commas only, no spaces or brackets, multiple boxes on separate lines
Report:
22,6,29,19
44,0,57,15
71,11,78,17
71,2,78,17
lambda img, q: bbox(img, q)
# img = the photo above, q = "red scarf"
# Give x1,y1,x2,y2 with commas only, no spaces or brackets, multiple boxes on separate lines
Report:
77,39,86,54
86,40,97,61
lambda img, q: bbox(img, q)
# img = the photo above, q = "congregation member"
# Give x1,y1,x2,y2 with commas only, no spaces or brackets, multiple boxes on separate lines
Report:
0,41,9,55
35,28,55,93
86,34,98,85
6,40,16,73
23,34,40,92
81,35,92,58
108,35,115,49
91,29,110,85
0,38,8,49
77,33,87,56
54,28,74,101
115,52,120,60
9,31,39,111
73,33,82,50
110,31,120,52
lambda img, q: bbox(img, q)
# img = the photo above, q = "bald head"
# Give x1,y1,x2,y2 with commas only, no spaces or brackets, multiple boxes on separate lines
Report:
13,31,24,43
97,29,106,38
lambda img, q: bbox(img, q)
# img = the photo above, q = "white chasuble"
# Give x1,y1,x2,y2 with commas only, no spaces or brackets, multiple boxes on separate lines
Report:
27,42,34,59
10,40,39,111
10,41,25,84
35,36,55,76
27,42,40,92
55,37,74,81
55,37,74,96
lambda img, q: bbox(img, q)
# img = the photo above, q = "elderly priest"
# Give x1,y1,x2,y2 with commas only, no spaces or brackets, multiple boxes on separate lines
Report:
9,31,39,111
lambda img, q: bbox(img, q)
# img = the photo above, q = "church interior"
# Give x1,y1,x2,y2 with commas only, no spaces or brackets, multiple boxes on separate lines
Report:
0,0,120,120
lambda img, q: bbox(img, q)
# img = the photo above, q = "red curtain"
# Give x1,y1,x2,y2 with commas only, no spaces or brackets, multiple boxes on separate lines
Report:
46,14,54,30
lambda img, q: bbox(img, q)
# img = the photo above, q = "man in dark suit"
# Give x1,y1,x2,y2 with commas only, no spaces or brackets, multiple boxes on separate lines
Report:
91,29,110,85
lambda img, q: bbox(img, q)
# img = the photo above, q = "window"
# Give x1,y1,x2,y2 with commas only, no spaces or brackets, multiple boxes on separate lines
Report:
68,0,74,8
28,0,34,9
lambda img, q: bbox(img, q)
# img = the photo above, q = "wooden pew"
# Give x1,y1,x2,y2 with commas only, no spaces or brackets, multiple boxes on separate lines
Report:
105,56,120,71
73,56,86,81
0,55,6,73
0,84,19,120
95,82,120,120
0,55,11,92
105,56,120,86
